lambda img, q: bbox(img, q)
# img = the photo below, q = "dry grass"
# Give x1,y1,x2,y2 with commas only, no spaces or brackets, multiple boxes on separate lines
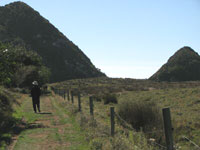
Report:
117,100,162,132
51,77,200,149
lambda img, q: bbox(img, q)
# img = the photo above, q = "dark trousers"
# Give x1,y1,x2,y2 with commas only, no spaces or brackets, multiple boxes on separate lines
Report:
32,98,40,113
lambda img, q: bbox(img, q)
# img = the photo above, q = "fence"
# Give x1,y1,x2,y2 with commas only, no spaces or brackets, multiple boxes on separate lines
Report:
51,87,200,150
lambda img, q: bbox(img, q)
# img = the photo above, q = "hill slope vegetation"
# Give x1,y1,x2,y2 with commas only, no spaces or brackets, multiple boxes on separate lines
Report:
0,1,105,82
150,46,200,81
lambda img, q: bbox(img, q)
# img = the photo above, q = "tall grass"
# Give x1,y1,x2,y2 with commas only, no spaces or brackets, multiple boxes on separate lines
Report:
117,100,162,132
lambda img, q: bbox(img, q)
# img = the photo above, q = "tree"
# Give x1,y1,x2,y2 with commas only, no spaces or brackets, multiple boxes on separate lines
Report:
0,42,51,87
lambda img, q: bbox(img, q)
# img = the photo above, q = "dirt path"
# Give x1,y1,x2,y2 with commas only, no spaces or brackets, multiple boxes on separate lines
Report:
9,94,89,150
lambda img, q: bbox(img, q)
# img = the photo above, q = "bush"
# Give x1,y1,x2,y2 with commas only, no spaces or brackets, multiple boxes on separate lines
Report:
117,100,162,132
0,87,15,133
0,42,51,87
103,94,118,104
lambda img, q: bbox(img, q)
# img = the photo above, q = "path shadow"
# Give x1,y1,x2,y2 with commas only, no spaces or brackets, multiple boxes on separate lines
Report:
12,122,46,135
0,120,47,146
38,112,52,115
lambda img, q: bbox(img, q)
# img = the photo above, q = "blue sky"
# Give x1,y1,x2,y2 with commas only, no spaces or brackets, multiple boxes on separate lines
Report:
1,0,200,79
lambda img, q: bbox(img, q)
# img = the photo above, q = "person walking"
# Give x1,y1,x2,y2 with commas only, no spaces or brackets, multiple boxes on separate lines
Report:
31,81,41,113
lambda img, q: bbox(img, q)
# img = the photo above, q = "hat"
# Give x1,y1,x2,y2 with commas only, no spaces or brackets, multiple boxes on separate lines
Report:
32,81,38,85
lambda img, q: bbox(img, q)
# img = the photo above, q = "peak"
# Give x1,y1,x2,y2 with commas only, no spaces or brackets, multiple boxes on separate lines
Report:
167,46,199,64
6,1,27,6
0,1,106,82
179,46,194,51
182,46,192,49
150,46,200,82
173,46,198,57
5,1,31,9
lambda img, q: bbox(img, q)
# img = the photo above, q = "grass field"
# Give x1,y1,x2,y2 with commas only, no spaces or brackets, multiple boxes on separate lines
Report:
118,88,200,149
51,77,200,150
1,77,200,149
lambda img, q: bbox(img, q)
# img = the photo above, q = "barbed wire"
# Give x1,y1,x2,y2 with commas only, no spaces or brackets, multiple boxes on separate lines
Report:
149,140,167,150
53,89,167,150
115,112,167,149
114,112,135,131
115,112,164,134
52,88,200,150
182,136,200,149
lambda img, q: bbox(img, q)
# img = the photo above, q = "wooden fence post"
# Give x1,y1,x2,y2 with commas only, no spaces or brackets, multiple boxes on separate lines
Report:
63,90,66,100
110,107,115,136
55,89,57,95
162,107,174,150
89,96,93,116
71,91,74,103
67,90,70,101
78,93,81,111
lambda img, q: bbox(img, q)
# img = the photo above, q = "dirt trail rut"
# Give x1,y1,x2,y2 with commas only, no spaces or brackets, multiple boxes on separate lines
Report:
9,94,88,150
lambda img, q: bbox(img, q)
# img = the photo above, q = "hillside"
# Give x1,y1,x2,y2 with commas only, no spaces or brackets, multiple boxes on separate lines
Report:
149,46,200,81
0,1,105,82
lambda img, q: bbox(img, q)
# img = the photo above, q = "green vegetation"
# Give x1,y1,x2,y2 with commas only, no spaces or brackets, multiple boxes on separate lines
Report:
0,2,200,149
12,93,89,150
52,77,200,149
2,77,200,149
0,42,50,87
150,46,200,81
0,41,50,148
0,86,20,149
63,94,152,150
0,1,105,82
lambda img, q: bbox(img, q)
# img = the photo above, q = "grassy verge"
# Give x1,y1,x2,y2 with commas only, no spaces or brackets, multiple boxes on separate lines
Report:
0,87,24,150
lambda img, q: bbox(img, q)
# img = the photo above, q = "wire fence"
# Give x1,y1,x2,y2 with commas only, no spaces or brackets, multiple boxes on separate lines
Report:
182,136,200,150
115,112,167,149
53,88,168,149
52,87,200,150
150,141,167,150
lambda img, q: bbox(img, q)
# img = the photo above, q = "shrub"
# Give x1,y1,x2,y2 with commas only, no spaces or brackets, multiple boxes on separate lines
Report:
103,94,118,104
0,42,50,87
117,100,162,132
0,87,16,135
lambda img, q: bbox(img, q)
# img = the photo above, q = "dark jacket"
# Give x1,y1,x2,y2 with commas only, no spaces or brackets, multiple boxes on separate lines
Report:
31,85,41,99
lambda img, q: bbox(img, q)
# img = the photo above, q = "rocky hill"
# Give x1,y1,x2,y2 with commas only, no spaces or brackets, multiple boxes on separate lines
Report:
0,1,105,82
149,46,200,81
